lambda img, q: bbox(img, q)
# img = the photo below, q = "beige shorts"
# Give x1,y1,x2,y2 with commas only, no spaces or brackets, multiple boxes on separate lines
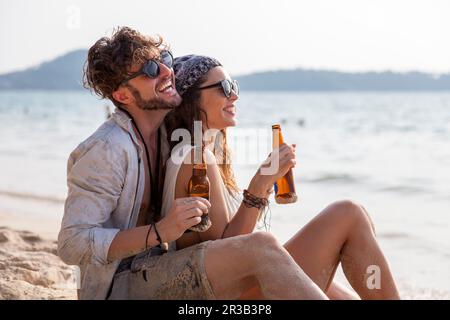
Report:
107,241,216,300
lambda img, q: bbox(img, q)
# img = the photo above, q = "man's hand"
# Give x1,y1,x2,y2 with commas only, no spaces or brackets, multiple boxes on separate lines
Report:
157,197,211,243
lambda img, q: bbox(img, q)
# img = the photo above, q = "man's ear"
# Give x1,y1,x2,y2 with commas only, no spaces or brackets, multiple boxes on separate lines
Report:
112,87,133,105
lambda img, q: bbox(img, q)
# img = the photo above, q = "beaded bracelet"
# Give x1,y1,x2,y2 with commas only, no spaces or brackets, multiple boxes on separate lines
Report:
243,189,269,210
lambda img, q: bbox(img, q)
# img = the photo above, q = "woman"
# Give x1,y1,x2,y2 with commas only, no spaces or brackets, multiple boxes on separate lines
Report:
162,55,400,299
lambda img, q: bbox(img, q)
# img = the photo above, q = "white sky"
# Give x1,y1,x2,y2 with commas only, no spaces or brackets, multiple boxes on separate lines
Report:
1,0,449,75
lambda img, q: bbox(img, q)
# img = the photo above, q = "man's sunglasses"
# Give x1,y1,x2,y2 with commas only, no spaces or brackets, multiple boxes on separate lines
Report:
197,79,239,98
121,50,173,85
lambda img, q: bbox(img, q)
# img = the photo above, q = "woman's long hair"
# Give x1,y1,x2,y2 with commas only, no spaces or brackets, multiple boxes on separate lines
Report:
165,76,239,194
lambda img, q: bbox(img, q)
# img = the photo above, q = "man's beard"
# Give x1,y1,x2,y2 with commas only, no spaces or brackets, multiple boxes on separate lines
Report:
127,84,178,111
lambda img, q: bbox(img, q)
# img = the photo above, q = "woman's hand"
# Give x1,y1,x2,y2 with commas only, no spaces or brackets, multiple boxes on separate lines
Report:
248,143,297,198
156,197,211,243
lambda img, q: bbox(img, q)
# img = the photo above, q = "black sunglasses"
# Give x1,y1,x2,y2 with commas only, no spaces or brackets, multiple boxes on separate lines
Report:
121,50,173,85
198,79,239,98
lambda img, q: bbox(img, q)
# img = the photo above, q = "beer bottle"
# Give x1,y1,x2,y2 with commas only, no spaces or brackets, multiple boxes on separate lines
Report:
187,147,212,232
272,124,298,204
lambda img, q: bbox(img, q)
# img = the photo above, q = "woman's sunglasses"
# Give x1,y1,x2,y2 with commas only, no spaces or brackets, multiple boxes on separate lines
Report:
198,79,239,98
121,50,173,85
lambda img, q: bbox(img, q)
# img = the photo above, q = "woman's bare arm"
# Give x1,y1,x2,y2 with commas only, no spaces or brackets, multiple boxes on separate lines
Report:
174,144,295,245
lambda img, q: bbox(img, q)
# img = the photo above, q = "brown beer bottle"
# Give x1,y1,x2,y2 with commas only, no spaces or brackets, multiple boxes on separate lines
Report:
272,124,298,204
187,147,212,232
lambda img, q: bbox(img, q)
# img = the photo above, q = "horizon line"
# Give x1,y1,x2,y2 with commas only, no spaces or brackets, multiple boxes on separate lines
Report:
0,48,449,77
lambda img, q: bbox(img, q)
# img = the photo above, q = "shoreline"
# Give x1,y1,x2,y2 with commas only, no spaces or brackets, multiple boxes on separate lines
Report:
0,194,63,241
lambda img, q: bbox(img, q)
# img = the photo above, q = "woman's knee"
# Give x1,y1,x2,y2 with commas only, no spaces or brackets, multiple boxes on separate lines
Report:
326,200,376,234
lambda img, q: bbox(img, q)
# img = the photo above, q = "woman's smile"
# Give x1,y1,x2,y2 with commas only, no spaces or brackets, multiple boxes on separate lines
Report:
223,104,236,118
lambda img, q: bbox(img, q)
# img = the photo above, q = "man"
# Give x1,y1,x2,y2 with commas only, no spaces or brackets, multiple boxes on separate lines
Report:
58,26,328,300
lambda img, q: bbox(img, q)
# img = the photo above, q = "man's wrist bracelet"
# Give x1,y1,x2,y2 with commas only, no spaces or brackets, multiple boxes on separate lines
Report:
145,224,153,251
152,222,163,245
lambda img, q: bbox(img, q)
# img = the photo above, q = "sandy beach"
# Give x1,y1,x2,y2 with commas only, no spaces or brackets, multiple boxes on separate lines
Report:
0,226,77,300
0,194,76,299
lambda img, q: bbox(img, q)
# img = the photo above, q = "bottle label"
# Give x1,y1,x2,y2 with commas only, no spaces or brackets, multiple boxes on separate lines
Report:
189,192,209,200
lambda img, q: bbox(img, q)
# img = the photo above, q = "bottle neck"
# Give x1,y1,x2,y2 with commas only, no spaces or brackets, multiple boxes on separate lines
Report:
272,126,285,148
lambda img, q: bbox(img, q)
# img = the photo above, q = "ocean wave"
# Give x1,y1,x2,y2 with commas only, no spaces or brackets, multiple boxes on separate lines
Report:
0,190,64,204
378,232,411,239
376,185,429,194
303,173,362,184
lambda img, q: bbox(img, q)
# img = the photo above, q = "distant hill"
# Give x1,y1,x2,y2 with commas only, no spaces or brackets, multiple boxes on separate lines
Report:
0,49,449,91
0,50,86,90
236,69,450,91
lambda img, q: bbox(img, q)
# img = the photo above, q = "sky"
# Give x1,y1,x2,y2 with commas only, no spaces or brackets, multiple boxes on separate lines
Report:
0,0,449,76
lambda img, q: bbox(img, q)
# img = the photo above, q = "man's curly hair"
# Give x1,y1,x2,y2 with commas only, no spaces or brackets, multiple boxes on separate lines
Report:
83,26,167,106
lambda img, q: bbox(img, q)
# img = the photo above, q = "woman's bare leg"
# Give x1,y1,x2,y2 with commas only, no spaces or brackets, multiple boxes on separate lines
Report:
326,281,360,300
239,200,400,300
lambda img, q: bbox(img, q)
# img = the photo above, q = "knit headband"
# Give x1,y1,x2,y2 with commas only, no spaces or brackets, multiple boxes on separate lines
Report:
173,54,222,96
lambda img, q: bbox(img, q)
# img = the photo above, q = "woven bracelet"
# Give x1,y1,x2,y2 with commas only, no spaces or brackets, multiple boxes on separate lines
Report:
243,189,269,210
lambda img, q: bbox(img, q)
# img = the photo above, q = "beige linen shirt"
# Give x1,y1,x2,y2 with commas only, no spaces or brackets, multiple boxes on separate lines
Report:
57,108,171,300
